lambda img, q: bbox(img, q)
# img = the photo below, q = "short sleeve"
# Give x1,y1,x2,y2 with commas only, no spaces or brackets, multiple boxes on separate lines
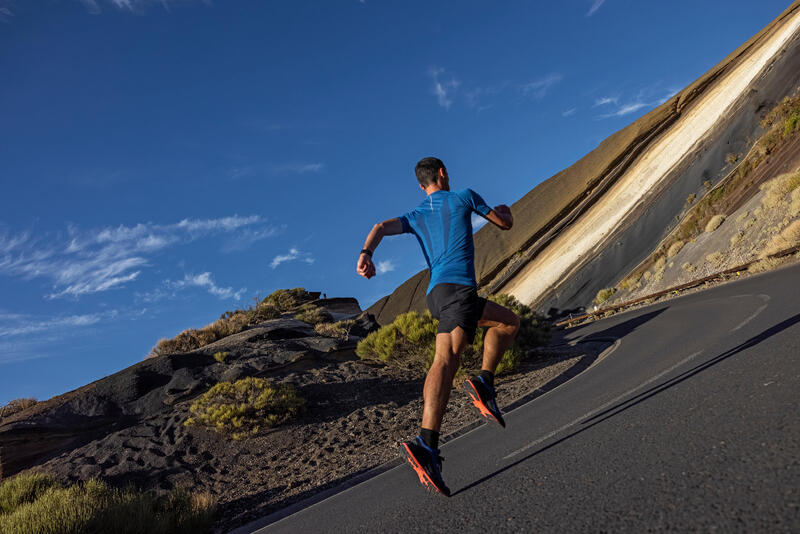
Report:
398,214,413,234
464,188,491,216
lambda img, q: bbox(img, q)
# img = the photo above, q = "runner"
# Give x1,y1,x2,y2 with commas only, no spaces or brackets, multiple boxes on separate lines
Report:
356,157,520,496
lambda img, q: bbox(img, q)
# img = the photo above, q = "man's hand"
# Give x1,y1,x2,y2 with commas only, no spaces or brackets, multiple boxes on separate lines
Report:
357,253,376,279
491,204,513,229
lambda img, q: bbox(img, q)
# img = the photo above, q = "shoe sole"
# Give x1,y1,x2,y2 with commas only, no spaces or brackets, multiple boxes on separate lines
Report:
401,443,451,497
464,380,506,428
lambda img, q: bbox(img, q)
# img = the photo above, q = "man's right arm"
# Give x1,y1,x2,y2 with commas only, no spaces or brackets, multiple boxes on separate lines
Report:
485,205,513,230
357,218,405,279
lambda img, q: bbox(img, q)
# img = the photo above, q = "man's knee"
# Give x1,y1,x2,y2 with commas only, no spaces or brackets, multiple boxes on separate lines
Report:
508,312,521,336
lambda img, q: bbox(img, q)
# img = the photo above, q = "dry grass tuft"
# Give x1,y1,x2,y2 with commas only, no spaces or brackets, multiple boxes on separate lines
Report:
294,304,332,325
705,252,724,265
749,257,783,273
730,231,744,247
0,398,38,419
594,287,617,306
681,262,695,273
704,214,726,233
667,241,684,258
761,169,800,210
760,220,800,258
314,320,356,341
791,188,800,217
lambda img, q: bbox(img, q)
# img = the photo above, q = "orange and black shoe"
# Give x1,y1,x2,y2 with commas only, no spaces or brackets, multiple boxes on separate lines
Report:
464,375,506,428
401,436,451,497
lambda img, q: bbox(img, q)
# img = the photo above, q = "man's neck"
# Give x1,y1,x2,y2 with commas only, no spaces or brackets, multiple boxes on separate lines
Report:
424,186,444,196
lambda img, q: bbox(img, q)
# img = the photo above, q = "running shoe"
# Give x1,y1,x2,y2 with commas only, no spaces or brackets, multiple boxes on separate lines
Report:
400,436,451,496
464,375,506,427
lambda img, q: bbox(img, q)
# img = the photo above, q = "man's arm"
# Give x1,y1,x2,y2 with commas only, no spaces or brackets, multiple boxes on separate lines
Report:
357,218,405,279
484,204,513,230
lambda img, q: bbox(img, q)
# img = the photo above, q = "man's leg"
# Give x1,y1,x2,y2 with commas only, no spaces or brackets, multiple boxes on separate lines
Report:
477,299,520,375
421,326,469,432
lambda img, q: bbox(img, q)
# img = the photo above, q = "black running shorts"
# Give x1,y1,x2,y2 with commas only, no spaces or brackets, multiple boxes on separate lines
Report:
426,283,488,344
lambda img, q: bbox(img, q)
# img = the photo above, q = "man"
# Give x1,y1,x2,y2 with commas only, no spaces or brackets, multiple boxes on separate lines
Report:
356,157,520,496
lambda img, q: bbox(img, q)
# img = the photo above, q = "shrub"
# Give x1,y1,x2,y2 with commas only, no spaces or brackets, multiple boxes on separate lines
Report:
791,188,800,217
706,252,724,265
0,472,59,515
667,241,684,258
725,153,739,164
0,475,215,534
314,320,356,340
704,214,726,233
263,288,314,312
1,398,37,419
761,170,800,210
685,193,696,206
213,351,228,363
356,294,550,377
594,287,616,306
294,304,332,325
760,220,800,258
681,262,695,273
184,377,305,440
730,231,744,247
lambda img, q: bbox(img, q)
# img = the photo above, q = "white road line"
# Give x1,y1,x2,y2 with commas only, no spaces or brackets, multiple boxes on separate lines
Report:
503,350,705,459
729,294,770,333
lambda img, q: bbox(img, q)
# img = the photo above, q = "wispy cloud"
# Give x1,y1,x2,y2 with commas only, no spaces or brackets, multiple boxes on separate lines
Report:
77,0,208,15
0,1,13,22
587,0,606,16
520,74,563,99
0,313,105,337
227,162,324,180
562,108,578,117
376,260,395,274
0,215,275,299
430,67,460,109
595,86,678,119
270,247,315,269
171,272,246,301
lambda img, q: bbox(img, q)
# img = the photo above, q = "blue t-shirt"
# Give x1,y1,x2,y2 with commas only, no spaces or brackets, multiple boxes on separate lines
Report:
398,188,492,294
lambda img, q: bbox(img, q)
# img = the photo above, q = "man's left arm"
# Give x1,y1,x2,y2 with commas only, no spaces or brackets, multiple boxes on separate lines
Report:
357,218,405,279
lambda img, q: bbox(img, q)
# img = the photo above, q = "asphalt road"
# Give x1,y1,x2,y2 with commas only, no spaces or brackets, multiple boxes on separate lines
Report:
253,263,800,533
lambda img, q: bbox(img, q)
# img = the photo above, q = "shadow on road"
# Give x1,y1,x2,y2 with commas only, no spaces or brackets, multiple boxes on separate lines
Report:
452,311,800,497
565,307,668,343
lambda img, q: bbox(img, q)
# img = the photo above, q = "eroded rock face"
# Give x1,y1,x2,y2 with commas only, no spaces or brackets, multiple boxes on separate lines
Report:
368,2,800,320
0,306,380,479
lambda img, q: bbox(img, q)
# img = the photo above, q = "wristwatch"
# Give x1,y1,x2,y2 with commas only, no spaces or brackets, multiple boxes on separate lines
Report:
360,249,373,257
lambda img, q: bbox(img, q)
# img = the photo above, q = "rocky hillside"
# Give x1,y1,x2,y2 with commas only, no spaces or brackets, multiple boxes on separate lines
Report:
368,1,800,322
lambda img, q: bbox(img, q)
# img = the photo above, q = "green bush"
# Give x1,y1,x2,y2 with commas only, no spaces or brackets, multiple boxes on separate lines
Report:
356,294,550,377
213,351,228,363
594,288,616,306
293,304,332,325
184,378,305,440
0,472,59,515
0,475,215,534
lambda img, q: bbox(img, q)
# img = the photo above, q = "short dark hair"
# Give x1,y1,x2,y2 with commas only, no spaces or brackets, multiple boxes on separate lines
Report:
415,157,445,187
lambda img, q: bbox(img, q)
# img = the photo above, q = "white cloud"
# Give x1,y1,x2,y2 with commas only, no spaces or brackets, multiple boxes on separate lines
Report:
521,74,563,99
172,272,246,301
587,0,606,16
274,162,324,174
0,313,104,337
376,260,395,274
78,0,205,14
594,96,619,107
0,215,274,299
430,67,460,109
270,247,315,269
562,108,578,117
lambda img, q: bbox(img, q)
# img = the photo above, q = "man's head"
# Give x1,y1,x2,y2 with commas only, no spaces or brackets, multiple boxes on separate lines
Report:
415,157,449,191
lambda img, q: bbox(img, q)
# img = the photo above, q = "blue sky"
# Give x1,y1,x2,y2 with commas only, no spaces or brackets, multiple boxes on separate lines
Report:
0,0,791,404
